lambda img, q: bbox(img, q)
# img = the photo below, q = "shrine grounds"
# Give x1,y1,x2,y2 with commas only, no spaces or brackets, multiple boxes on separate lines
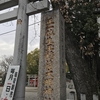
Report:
0,87,38,100
0,86,77,100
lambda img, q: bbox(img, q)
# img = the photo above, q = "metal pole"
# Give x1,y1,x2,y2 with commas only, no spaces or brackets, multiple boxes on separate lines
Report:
12,0,28,100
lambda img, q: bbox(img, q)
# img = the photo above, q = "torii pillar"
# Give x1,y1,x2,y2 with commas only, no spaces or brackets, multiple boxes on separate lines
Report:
12,0,28,100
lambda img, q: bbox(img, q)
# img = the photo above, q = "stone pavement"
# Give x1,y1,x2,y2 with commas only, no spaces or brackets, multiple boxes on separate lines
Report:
25,87,37,100
0,87,38,100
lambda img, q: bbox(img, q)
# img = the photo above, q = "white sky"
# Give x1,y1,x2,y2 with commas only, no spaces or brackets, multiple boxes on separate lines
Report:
0,7,41,60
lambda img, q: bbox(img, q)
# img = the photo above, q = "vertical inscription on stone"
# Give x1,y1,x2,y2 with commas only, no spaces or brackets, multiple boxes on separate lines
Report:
43,18,54,100
38,10,66,100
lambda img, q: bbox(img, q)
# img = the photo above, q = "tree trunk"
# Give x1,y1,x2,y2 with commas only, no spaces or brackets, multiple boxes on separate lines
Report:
65,25,98,100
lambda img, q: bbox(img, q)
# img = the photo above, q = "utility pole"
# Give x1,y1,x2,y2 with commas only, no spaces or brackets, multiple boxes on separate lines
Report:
12,0,28,100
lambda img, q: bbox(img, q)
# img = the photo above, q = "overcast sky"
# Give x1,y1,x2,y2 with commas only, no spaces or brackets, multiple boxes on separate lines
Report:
0,11,41,59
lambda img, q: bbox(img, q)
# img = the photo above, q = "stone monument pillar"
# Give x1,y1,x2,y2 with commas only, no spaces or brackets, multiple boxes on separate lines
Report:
38,9,66,100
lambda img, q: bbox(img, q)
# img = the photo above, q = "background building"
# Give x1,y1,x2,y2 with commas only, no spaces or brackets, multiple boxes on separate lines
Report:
66,78,77,100
27,74,38,87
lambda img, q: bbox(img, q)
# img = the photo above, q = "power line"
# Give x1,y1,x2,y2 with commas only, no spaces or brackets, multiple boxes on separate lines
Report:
29,20,41,26
0,21,41,36
0,30,15,36
0,0,43,37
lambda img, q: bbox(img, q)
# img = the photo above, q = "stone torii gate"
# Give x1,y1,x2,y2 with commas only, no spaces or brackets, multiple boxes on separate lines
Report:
0,0,67,100
0,0,49,100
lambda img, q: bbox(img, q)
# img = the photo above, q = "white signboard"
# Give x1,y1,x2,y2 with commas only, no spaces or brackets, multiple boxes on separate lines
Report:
0,65,20,100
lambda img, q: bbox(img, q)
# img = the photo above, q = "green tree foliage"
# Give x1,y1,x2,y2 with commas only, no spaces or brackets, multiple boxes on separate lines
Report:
66,0,100,92
67,0,98,53
26,48,39,74
67,0,100,85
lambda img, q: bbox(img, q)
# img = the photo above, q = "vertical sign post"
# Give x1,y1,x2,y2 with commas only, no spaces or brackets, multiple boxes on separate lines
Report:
1,65,20,100
38,9,66,100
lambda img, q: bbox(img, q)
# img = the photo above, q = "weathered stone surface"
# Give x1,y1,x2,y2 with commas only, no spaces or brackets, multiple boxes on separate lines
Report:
38,9,66,100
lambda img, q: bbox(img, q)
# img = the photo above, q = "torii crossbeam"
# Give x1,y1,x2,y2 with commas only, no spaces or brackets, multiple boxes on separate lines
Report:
0,0,49,23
